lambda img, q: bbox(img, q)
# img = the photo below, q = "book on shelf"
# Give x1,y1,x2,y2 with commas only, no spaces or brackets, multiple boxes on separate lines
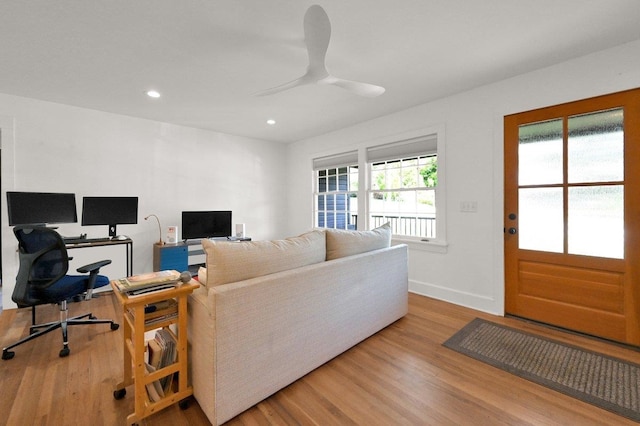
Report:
124,283,177,297
145,363,165,402
114,270,181,293
144,311,179,327
129,298,178,326
147,338,163,369
156,328,178,393
145,328,178,398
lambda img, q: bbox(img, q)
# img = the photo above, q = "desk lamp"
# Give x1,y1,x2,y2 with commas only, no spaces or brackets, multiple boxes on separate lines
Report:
144,214,164,245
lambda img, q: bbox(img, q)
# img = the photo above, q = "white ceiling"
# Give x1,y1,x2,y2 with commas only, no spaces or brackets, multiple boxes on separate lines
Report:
1,1,639,143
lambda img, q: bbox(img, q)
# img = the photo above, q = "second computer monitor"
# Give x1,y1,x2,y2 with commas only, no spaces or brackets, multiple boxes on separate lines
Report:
82,196,138,238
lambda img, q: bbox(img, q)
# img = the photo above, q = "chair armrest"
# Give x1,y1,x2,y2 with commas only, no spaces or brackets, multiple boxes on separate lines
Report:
77,259,112,274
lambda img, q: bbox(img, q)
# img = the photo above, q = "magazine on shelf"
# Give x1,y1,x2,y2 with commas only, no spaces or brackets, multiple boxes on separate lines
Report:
142,308,179,327
142,299,178,324
125,283,177,298
155,329,178,393
144,328,178,401
144,362,165,402
127,296,179,326
114,270,181,293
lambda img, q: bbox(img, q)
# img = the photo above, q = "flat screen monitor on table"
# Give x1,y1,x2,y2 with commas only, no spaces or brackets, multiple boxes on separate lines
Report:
82,196,138,238
181,210,232,240
7,191,78,226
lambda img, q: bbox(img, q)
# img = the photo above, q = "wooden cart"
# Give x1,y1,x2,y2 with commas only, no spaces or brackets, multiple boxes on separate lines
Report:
111,280,199,425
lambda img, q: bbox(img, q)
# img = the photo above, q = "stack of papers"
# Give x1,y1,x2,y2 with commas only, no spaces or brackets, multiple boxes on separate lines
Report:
114,270,181,294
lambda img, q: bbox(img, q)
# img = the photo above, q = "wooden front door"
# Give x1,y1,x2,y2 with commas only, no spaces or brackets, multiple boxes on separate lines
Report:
504,88,640,345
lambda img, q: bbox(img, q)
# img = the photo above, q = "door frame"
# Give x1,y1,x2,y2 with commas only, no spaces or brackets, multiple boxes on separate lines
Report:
504,88,640,345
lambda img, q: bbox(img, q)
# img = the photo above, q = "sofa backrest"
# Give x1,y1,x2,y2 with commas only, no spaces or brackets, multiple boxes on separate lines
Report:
202,230,326,287
324,222,391,260
201,223,393,287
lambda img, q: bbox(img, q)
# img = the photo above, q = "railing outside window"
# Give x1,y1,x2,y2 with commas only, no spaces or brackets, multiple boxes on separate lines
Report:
370,215,436,238
313,131,444,241
368,155,437,238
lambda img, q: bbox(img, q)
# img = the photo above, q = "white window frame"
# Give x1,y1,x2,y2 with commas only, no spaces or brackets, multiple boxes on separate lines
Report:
367,153,437,239
311,125,447,253
313,151,359,230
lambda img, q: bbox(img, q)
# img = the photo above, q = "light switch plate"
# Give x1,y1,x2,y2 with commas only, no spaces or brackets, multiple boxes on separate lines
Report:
460,201,478,213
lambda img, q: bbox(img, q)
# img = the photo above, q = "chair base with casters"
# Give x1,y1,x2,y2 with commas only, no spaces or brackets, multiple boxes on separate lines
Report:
3,226,121,360
2,299,120,359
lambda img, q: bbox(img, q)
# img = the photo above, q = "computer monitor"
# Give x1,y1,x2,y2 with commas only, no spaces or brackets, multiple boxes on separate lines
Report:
181,210,232,240
7,191,78,226
81,196,138,238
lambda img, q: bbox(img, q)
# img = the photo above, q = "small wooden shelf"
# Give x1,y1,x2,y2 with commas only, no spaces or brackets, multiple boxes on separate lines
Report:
111,280,199,425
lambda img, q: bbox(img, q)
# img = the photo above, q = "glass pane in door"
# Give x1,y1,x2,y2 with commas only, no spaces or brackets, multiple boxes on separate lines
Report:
519,187,563,252
568,185,624,259
519,119,563,185
568,108,623,184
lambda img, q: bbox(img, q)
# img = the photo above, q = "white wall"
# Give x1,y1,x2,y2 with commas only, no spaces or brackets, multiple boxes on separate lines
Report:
285,40,640,315
3,40,639,314
1,95,288,309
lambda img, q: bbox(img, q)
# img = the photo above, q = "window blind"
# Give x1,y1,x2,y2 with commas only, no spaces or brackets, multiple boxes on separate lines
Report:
366,134,437,163
312,151,358,170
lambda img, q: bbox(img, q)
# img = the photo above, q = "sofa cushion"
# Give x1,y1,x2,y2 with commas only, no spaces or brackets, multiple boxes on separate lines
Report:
197,266,208,286
325,223,392,260
202,230,326,287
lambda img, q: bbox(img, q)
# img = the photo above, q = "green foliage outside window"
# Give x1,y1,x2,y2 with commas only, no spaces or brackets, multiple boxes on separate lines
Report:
373,156,437,202
420,157,438,187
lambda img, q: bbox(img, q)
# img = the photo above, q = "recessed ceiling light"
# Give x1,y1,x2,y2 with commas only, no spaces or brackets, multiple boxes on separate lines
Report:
146,90,161,98
266,119,276,125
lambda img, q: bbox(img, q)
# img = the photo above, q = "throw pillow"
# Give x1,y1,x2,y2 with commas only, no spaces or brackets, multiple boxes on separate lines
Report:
202,230,326,286
325,222,391,260
197,266,207,286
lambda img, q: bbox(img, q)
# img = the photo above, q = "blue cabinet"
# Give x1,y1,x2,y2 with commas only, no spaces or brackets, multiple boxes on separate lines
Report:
153,243,188,272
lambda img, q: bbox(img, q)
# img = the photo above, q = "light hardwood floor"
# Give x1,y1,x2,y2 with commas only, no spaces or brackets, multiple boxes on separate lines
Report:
1,291,638,425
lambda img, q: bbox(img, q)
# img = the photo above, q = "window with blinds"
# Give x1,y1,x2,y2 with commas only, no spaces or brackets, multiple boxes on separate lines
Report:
367,136,438,238
313,151,358,230
312,129,444,241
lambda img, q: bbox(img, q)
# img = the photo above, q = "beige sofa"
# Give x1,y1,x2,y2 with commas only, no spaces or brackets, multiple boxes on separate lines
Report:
187,225,408,425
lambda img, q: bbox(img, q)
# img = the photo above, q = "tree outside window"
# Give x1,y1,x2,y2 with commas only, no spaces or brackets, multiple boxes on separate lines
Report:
370,155,437,238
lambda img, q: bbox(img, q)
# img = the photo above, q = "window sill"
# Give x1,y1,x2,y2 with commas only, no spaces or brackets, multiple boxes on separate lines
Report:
392,236,448,253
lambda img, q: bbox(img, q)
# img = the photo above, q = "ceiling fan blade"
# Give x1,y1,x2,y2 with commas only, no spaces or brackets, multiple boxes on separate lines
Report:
303,5,331,75
253,5,331,97
255,5,384,98
252,75,309,97
320,76,386,98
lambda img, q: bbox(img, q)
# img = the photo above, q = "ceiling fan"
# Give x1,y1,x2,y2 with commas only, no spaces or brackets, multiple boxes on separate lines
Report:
255,5,385,98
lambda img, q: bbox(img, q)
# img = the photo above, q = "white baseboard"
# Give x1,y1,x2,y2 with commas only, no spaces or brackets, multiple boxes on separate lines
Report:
409,279,503,316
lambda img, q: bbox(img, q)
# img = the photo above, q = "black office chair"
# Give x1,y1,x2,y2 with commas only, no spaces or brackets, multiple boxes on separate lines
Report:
2,225,119,360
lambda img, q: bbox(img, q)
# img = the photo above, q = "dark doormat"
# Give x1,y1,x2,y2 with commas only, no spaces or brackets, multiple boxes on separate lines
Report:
443,318,640,422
